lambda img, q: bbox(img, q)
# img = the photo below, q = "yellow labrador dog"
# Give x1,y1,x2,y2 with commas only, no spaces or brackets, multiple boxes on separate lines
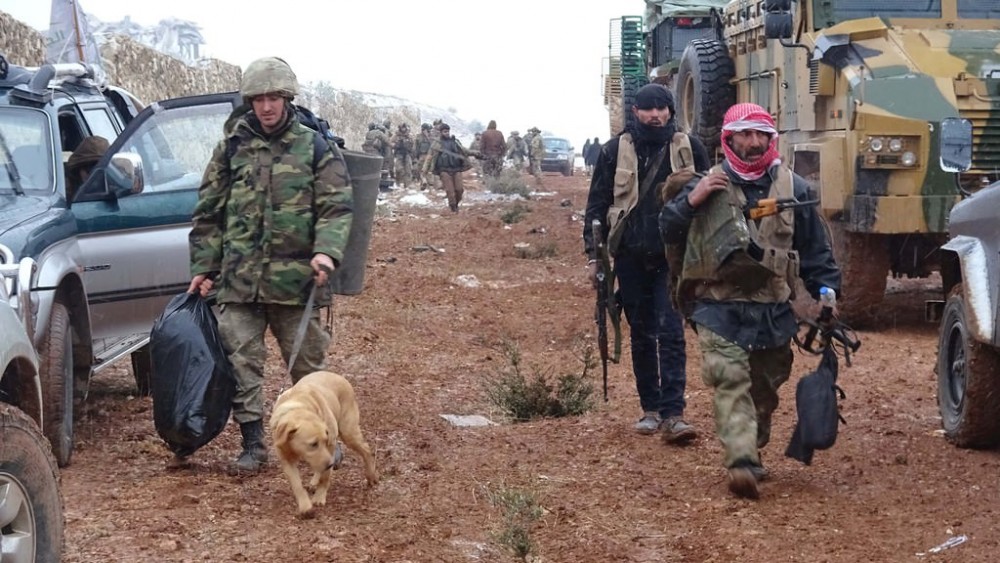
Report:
270,371,378,517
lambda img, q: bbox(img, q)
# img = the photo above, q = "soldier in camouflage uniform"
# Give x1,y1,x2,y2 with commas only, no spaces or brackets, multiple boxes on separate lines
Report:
468,132,483,177
187,57,353,474
364,123,392,182
527,127,545,186
391,123,414,189
660,103,841,499
505,130,527,171
413,123,435,188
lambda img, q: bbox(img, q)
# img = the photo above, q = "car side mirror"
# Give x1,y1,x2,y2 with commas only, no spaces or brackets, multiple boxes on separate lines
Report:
106,152,144,197
939,118,972,173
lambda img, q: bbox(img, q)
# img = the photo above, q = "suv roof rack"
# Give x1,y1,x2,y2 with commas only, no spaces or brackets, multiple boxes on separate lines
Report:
9,62,103,105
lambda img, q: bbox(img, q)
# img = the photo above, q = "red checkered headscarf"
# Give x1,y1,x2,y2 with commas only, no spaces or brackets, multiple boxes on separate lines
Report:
721,103,781,180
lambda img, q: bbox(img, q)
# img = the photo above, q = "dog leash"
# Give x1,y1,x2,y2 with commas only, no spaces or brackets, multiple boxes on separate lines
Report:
286,281,318,380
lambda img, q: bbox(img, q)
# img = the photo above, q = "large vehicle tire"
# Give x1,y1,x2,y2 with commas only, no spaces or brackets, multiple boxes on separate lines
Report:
621,74,646,134
675,39,736,154
38,302,74,467
828,223,890,326
0,403,65,563
937,284,1000,448
131,344,152,397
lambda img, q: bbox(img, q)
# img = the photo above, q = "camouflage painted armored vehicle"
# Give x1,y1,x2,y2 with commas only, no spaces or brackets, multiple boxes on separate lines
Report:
674,0,998,322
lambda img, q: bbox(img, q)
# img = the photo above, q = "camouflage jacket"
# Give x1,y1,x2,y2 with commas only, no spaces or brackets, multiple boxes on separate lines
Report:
413,132,433,158
529,135,545,159
391,132,414,156
506,136,527,158
190,109,353,306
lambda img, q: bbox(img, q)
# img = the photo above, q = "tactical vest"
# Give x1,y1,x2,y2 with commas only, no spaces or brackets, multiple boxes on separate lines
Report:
677,164,800,307
607,132,693,254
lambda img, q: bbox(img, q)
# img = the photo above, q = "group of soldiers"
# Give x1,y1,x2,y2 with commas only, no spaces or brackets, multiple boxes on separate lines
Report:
362,118,547,189
469,124,546,183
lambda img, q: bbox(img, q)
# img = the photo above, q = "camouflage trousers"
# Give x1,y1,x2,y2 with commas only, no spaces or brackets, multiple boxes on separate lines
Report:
439,171,464,211
528,159,543,185
696,325,793,468
394,155,412,188
482,156,504,177
218,302,331,423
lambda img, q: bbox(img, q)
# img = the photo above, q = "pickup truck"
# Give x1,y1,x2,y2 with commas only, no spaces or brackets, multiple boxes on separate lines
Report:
0,54,379,466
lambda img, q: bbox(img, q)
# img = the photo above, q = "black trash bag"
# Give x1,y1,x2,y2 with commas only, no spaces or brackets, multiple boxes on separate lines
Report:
150,293,236,457
785,346,846,465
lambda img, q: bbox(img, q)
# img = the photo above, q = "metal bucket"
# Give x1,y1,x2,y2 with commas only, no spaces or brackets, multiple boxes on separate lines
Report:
329,150,381,295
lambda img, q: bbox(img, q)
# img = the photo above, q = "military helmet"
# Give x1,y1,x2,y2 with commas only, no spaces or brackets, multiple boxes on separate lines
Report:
421,123,431,131
368,122,378,130
240,57,299,100
510,130,520,136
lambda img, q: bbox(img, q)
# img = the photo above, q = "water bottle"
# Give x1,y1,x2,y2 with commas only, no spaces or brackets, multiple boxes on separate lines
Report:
819,286,836,323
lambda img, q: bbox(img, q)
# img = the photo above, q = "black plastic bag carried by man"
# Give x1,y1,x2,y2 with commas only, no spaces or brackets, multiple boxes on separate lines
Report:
150,292,236,458
785,346,845,465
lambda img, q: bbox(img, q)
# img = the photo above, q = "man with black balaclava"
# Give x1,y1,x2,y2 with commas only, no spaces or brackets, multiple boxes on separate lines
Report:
582,83,710,444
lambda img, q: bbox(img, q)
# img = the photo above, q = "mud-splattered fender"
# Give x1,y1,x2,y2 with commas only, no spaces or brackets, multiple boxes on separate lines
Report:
941,235,994,344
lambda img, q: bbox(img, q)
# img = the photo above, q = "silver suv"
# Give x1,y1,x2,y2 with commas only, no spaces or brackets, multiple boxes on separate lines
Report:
935,181,1000,448
1,56,379,467
0,243,64,562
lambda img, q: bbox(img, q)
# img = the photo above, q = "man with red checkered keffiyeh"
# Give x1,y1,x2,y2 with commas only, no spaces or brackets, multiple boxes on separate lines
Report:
659,103,841,500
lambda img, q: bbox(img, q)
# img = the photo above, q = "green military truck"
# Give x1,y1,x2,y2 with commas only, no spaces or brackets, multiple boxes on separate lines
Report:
604,1,728,136
609,0,998,322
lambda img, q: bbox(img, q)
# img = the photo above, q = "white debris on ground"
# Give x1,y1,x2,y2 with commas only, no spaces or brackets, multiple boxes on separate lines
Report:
453,274,481,288
439,414,497,427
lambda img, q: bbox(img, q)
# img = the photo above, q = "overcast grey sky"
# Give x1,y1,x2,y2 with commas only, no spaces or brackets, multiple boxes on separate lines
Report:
2,0,643,148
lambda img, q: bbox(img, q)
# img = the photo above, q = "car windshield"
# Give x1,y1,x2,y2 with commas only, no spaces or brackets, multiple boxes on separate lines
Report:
0,108,54,195
544,138,570,151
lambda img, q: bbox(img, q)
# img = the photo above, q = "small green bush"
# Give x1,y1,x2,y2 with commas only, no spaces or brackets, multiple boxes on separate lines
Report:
487,169,532,199
484,340,594,421
484,484,543,560
513,241,557,260
501,202,531,224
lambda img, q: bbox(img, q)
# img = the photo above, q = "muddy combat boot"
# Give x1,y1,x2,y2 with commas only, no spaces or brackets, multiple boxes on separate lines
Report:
232,420,268,474
727,461,761,500
660,416,698,445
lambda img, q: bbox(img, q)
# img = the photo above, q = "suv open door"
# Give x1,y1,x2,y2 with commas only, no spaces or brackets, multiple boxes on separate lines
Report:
71,92,240,374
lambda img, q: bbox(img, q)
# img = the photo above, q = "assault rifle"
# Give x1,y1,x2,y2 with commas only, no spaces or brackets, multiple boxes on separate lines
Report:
746,197,819,220
592,219,622,401
794,305,862,366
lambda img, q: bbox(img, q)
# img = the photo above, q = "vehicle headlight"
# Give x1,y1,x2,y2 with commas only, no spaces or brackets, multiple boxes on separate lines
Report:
869,137,884,152
888,138,903,152
901,151,917,166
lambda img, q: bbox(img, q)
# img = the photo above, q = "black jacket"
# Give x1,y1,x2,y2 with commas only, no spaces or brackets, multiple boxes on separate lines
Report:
583,126,710,261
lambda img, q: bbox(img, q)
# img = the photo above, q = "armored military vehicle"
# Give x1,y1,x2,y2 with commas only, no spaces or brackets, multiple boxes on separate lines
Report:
609,0,998,321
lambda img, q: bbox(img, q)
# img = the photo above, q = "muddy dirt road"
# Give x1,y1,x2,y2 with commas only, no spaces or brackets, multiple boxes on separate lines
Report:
61,171,998,562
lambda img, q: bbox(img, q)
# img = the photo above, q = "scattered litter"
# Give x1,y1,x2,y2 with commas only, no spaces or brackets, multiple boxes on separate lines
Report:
411,244,445,253
917,534,967,556
528,226,547,234
453,274,481,288
560,199,572,207
439,414,496,427
513,242,530,249
376,256,397,264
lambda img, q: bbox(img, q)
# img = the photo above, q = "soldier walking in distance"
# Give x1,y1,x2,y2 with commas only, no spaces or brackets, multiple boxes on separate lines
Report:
423,122,474,212
479,120,507,178
506,130,527,171
391,123,414,189
187,57,353,474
